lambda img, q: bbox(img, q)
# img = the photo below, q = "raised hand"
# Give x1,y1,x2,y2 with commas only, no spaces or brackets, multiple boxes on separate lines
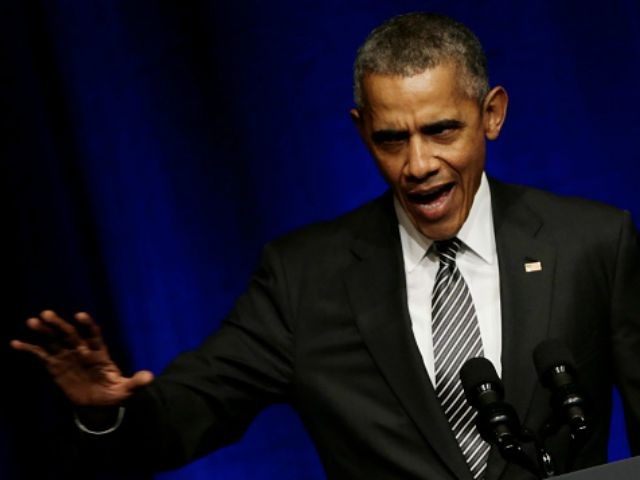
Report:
10,310,153,407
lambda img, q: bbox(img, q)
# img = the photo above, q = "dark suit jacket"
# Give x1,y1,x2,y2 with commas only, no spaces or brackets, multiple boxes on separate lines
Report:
87,178,640,479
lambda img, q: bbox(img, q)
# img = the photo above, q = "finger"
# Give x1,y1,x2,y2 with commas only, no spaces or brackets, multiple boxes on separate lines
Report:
24,318,65,355
40,310,85,348
124,370,154,391
74,312,104,350
10,339,51,362
26,317,56,336
72,312,95,339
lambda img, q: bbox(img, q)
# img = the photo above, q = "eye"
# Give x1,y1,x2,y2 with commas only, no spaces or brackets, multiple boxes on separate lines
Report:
432,127,457,140
421,120,464,139
432,127,454,137
371,130,409,146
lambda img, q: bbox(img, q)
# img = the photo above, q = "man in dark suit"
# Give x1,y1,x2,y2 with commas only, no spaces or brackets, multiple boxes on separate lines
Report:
11,12,640,480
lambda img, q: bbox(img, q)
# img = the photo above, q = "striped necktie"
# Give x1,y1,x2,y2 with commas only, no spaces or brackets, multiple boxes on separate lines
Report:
432,238,490,479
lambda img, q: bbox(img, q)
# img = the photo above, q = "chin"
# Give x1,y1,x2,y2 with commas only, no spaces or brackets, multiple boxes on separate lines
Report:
417,223,458,241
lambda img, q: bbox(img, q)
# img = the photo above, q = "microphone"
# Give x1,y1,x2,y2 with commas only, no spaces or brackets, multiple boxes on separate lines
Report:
533,340,589,440
460,357,539,475
460,357,522,447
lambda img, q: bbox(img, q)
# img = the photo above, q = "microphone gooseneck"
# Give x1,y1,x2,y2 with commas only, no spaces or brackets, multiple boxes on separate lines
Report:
533,339,589,441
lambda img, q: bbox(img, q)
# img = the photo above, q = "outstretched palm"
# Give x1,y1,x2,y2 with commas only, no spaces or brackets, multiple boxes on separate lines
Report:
11,310,153,406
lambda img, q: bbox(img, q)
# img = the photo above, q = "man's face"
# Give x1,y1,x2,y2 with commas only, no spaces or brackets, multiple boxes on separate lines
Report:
352,64,506,240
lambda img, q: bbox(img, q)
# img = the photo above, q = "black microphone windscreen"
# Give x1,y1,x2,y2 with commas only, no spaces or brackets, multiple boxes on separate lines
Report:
460,357,502,399
533,339,576,377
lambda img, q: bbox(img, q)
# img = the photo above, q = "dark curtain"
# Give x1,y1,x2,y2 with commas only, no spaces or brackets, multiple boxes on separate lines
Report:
2,1,639,478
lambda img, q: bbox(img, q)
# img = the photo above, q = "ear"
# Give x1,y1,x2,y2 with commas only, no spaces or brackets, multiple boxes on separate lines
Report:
350,107,367,141
482,86,508,140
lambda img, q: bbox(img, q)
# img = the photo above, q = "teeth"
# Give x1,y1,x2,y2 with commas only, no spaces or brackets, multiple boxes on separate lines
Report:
410,184,450,201
415,184,449,197
425,186,446,196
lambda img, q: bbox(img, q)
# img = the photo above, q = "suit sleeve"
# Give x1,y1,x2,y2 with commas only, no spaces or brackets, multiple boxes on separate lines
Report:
610,211,640,454
79,242,296,472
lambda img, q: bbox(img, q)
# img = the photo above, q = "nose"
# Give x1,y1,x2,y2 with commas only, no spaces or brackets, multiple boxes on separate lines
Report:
405,136,439,181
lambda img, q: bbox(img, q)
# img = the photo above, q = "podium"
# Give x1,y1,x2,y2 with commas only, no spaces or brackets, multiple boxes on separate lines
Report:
554,457,640,479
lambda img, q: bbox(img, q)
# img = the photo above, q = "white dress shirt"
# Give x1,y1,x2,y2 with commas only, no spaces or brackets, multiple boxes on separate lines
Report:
395,173,502,385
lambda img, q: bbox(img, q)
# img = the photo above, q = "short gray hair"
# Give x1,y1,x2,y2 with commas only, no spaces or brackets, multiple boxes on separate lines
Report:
353,13,489,107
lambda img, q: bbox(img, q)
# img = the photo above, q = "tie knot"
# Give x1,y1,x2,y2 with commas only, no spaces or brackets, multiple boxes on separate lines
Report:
434,238,462,267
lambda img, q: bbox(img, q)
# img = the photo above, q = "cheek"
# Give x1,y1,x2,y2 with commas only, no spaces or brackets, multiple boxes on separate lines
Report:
447,141,485,182
373,155,404,184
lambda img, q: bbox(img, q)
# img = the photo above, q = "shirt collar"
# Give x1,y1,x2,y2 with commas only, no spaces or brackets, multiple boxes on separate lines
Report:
395,172,496,272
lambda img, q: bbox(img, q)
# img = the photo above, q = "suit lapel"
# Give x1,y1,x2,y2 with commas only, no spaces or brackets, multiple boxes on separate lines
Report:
343,194,473,480
485,179,556,480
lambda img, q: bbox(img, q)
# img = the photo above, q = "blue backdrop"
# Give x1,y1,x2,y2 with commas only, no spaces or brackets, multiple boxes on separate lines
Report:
2,1,639,478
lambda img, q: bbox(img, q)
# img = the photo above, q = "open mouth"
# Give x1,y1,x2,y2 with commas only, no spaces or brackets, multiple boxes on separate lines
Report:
406,182,455,206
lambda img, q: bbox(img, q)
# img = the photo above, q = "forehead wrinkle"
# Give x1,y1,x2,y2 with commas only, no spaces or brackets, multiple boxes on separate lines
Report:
361,65,481,135
370,106,417,128
366,98,432,132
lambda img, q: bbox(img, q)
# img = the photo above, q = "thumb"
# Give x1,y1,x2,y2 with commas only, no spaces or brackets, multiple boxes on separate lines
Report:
125,370,155,390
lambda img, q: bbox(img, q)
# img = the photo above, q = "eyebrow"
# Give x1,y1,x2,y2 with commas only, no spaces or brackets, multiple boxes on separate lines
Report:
371,119,465,143
371,129,410,143
421,119,465,135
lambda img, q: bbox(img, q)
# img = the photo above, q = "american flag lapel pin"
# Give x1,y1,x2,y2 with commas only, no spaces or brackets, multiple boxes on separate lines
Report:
524,260,542,273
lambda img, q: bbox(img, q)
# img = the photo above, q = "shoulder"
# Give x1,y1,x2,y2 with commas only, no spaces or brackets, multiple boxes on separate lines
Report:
490,177,635,248
491,178,631,225
261,191,394,266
